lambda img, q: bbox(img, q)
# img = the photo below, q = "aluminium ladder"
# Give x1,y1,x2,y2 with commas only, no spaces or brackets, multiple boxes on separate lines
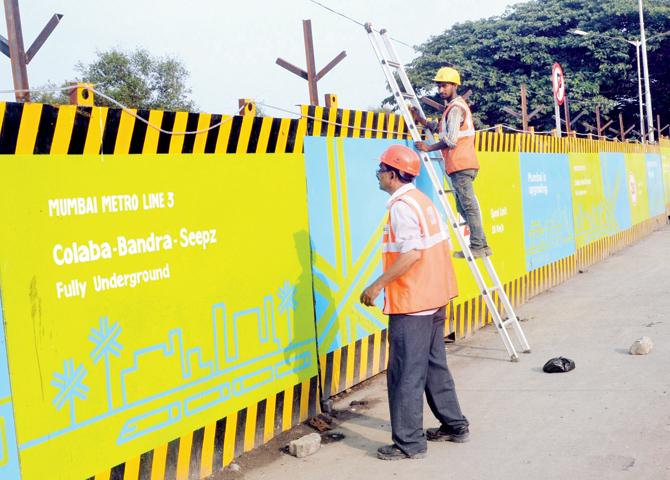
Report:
365,23,530,361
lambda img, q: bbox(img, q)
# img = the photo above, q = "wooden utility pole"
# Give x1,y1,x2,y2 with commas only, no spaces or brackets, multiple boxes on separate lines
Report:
2,0,63,102
3,0,29,101
501,84,543,132
617,114,635,142
520,84,528,131
276,19,346,106
563,98,571,134
303,20,318,105
657,115,662,140
595,106,601,137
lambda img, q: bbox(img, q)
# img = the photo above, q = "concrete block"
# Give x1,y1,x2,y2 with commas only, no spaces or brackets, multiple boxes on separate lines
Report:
288,433,321,458
629,336,653,355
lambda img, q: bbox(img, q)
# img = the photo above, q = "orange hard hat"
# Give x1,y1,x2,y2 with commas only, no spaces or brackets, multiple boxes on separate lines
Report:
379,144,421,177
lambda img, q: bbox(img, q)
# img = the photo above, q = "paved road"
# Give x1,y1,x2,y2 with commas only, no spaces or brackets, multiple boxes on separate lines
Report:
220,225,670,480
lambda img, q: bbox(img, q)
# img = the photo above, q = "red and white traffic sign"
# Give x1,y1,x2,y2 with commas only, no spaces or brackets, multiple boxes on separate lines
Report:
552,63,566,106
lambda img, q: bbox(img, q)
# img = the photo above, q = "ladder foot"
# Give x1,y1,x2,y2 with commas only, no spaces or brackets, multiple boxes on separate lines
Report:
522,349,531,354
510,355,520,362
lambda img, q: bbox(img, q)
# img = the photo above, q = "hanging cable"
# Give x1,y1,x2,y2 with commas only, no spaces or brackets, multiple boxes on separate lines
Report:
307,0,415,50
0,85,632,142
89,88,246,135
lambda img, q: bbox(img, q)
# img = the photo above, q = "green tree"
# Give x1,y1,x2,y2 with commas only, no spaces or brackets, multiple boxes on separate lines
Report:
403,0,670,135
32,47,196,111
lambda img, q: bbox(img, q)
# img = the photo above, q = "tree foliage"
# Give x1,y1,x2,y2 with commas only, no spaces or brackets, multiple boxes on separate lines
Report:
32,48,196,111
404,0,670,135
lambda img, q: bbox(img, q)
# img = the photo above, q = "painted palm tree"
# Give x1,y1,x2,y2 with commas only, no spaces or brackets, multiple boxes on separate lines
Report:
89,316,123,411
277,281,297,344
51,359,89,424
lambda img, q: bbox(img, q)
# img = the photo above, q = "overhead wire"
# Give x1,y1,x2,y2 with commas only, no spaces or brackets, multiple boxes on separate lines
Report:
307,0,415,50
306,0,646,117
306,0,551,98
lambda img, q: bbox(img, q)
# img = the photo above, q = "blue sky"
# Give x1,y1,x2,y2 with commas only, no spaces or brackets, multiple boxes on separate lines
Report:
1,0,523,115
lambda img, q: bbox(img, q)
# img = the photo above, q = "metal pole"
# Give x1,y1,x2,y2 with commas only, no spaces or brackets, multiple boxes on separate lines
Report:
554,100,562,137
638,0,655,142
303,19,318,106
563,97,571,134
596,106,602,138
3,0,30,101
633,42,646,142
619,113,625,142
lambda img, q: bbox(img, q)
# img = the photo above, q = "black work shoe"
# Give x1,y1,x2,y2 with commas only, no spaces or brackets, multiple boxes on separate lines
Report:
426,426,470,443
376,444,427,460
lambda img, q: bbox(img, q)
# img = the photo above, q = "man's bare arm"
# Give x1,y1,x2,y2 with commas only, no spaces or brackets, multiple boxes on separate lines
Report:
360,249,422,306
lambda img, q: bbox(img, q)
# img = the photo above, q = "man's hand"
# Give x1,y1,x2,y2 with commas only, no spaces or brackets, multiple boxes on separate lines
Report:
415,141,429,152
408,106,423,124
360,283,382,307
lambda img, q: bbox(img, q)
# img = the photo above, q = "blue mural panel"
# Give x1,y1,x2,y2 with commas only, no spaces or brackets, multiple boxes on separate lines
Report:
600,152,632,233
0,293,20,480
520,153,576,271
304,137,410,353
646,153,666,217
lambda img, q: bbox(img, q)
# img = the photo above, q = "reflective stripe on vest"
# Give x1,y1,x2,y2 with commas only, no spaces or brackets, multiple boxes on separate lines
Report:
382,188,458,314
441,97,479,174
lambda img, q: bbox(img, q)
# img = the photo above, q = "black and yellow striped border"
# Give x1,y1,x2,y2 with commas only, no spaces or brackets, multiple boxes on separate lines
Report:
474,131,659,154
318,330,389,399
0,102,307,156
0,102,660,156
300,105,409,140
86,377,318,480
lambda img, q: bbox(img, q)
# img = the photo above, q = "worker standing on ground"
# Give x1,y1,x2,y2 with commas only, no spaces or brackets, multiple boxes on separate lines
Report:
413,67,491,258
359,144,469,461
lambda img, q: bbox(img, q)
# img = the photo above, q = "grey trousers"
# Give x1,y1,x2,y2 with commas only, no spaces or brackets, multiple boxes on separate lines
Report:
387,306,468,455
450,168,488,250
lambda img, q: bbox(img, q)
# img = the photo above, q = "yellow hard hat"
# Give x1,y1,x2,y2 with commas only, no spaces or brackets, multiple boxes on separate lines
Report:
433,67,461,85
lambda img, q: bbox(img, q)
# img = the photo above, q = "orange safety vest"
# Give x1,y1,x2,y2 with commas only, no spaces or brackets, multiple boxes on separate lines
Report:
440,96,479,174
382,187,458,314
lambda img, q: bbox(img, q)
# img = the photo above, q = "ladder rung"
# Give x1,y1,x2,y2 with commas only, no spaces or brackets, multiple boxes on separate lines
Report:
366,24,530,362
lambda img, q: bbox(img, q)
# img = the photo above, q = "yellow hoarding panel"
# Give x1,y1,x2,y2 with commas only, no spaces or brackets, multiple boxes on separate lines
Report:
0,153,316,480
625,153,650,224
569,153,608,247
448,152,526,304
661,144,670,205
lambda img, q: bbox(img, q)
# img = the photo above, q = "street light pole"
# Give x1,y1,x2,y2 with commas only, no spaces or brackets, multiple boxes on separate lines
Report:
638,0,655,142
632,40,645,142
571,29,647,142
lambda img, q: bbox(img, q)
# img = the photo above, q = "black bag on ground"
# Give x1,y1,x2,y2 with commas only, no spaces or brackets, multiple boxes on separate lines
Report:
542,357,575,373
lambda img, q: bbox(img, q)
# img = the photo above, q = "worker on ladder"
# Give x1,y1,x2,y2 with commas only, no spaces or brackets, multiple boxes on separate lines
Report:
360,144,470,461
413,67,492,258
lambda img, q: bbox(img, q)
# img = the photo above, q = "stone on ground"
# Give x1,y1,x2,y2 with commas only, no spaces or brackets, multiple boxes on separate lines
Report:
288,433,321,458
629,336,653,355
